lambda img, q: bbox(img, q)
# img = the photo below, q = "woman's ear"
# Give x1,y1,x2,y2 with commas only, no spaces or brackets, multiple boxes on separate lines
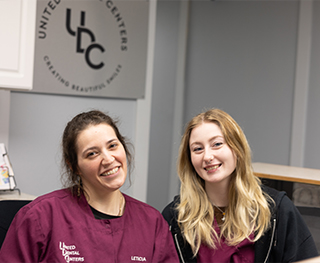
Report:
66,160,79,174
66,160,72,171
74,166,81,176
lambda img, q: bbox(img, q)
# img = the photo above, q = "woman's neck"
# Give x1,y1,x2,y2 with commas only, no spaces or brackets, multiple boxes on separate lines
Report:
86,189,124,216
205,181,229,207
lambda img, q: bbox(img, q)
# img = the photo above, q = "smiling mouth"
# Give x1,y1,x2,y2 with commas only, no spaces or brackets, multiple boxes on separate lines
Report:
205,164,222,171
101,167,119,176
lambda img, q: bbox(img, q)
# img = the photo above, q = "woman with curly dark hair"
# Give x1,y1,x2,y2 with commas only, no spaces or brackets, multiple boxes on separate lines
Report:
0,110,179,263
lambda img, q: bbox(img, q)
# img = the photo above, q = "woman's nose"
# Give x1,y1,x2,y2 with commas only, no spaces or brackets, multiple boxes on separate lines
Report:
101,151,115,165
204,150,214,163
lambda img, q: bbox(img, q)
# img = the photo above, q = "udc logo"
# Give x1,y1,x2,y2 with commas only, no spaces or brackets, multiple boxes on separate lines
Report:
35,0,148,98
66,8,105,70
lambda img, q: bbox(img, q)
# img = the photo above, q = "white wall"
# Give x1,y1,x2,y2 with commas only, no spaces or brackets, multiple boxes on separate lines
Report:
182,0,320,171
184,1,299,166
147,0,181,211
305,1,320,170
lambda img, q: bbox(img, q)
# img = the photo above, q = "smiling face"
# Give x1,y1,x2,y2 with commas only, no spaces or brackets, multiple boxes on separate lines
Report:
76,123,127,197
189,121,237,188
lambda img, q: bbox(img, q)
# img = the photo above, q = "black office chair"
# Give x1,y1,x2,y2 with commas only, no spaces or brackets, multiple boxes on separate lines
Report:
0,200,31,248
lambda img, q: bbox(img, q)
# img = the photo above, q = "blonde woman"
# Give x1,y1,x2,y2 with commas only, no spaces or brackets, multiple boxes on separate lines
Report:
162,108,318,263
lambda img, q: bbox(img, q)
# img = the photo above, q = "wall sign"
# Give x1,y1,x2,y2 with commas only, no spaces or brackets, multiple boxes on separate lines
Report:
32,0,149,99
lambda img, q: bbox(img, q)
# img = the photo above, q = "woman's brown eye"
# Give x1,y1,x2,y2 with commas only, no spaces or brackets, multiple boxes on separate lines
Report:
110,143,118,149
87,152,96,157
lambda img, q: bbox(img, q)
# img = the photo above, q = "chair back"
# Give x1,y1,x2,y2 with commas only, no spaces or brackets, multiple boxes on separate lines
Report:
0,200,31,248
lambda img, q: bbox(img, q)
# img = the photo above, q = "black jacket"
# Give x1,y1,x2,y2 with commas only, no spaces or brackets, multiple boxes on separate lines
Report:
162,186,318,263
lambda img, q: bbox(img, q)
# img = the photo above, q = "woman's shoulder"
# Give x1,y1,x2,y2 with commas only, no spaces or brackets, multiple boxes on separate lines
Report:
261,184,298,216
161,195,180,225
21,189,75,213
123,193,163,217
31,188,72,203
261,185,286,203
9,189,75,228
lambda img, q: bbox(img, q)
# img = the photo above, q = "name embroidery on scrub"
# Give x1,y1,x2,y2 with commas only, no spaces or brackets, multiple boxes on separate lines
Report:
59,242,84,262
131,255,147,262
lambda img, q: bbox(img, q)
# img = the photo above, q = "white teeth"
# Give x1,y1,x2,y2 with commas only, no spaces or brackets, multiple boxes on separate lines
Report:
206,164,220,171
102,167,119,176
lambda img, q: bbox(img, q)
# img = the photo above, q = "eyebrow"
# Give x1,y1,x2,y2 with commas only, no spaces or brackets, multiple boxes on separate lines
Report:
190,135,224,146
81,138,119,155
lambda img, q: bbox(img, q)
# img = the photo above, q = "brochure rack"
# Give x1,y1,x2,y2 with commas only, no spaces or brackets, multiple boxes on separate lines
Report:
0,143,19,194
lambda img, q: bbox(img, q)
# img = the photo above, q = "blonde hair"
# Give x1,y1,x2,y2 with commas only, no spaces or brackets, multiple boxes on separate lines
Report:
177,108,272,256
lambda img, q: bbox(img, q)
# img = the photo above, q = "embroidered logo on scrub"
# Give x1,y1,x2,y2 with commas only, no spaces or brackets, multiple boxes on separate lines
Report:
59,242,84,262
